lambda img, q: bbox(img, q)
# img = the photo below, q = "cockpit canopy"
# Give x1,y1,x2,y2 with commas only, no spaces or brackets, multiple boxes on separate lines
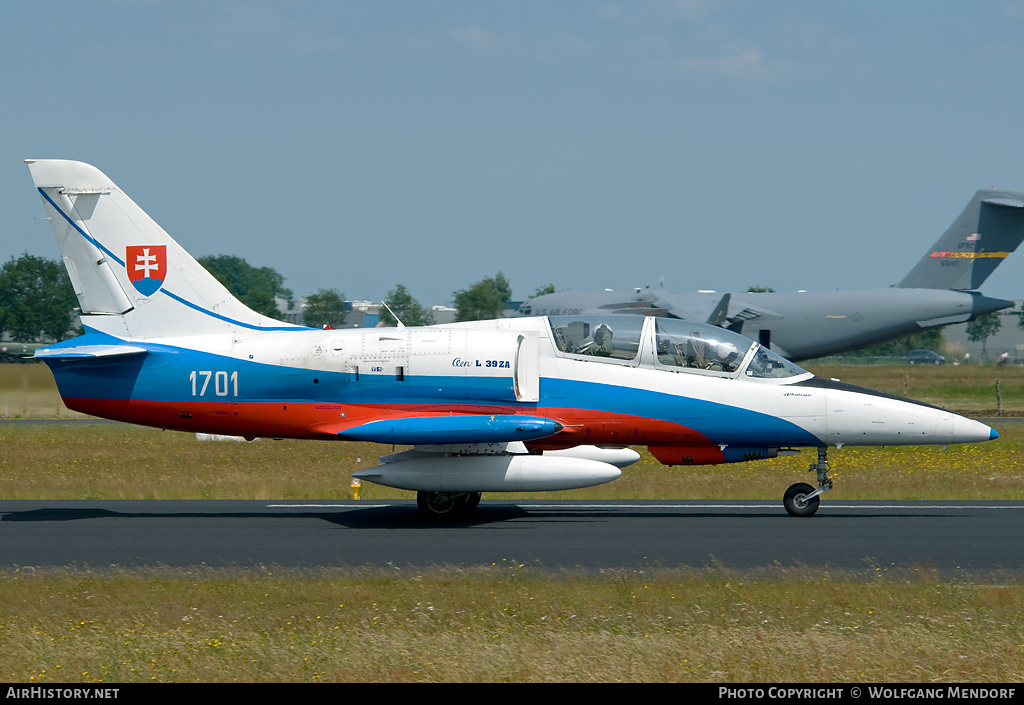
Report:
547,315,808,380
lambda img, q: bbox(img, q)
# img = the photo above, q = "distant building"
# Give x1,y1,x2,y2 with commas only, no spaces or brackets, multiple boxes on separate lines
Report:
431,306,457,325
274,297,305,326
274,297,383,328
345,301,381,328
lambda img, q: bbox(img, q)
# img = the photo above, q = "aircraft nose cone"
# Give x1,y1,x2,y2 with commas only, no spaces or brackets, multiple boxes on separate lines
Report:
953,415,998,444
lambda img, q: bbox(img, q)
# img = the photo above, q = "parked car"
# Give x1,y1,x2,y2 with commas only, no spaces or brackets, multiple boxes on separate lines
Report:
906,349,945,365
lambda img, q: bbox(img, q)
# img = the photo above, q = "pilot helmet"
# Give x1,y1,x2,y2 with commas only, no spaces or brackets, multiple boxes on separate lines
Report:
716,341,738,361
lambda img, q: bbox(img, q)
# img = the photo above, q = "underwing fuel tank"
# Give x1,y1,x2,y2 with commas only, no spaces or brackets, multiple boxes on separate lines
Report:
541,445,641,468
353,452,622,493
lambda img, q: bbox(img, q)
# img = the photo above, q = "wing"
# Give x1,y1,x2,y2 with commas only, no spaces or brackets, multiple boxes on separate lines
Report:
318,413,636,494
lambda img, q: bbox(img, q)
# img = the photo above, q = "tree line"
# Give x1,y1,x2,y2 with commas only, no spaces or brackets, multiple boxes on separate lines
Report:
3,251,1011,357
0,252,555,340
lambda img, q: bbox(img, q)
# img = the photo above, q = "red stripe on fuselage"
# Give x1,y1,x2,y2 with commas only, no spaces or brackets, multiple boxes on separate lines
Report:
61,397,718,451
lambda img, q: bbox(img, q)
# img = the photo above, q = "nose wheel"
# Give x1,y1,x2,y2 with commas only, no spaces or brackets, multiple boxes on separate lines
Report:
784,483,819,517
783,447,833,517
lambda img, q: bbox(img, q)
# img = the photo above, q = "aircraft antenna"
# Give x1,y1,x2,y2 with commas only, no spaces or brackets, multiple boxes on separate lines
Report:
380,301,405,328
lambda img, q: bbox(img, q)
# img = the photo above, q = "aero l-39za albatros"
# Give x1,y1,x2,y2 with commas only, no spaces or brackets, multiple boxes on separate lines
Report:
27,160,997,518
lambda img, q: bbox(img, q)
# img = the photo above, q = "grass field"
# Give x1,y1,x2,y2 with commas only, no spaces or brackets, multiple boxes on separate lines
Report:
2,567,1023,683
2,363,1023,683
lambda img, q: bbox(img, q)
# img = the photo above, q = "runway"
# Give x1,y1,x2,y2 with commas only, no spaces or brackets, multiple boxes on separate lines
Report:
2,499,1023,574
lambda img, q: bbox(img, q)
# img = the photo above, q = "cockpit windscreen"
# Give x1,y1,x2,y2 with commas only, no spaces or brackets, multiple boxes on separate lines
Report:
547,315,810,379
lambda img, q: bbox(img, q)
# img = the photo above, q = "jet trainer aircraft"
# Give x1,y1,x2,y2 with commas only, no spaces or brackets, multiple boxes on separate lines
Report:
27,160,997,519
518,189,1024,361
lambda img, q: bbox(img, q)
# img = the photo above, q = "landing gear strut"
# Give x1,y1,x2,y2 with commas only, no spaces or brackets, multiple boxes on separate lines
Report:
416,491,482,519
783,447,833,517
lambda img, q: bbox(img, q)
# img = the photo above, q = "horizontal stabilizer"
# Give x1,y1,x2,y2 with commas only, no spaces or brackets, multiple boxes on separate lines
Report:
34,344,148,360
984,197,1024,208
337,415,563,445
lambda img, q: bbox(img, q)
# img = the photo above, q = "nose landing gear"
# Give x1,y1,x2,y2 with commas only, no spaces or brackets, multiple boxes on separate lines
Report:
783,447,833,517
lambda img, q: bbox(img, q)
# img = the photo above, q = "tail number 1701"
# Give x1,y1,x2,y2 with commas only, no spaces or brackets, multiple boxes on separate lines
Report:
189,370,239,397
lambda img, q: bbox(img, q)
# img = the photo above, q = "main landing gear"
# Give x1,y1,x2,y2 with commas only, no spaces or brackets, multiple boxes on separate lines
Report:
417,491,482,519
783,447,833,517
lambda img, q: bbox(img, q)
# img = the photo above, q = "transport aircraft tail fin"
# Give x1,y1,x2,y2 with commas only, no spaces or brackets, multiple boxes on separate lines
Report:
897,189,1024,290
25,159,300,340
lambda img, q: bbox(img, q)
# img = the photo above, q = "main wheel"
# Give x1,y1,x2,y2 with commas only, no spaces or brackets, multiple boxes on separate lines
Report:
417,491,458,517
417,491,482,519
461,492,482,514
783,483,820,517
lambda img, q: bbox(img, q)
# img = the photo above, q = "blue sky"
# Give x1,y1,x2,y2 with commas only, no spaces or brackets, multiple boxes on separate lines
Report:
3,1,1024,308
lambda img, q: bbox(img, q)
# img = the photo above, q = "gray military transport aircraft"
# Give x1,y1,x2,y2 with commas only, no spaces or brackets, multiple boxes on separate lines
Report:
518,189,1024,361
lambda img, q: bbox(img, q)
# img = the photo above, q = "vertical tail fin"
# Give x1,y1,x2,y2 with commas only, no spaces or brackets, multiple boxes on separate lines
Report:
897,189,1024,290
26,159,300,340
